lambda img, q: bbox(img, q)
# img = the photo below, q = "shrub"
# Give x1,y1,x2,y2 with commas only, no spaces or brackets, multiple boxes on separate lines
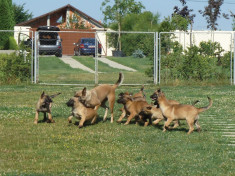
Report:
132,49,145,58
0,52,31,84
7,36,18,50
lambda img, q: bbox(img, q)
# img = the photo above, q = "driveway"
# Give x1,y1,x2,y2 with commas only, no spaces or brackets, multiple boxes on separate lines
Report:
60,56,136,73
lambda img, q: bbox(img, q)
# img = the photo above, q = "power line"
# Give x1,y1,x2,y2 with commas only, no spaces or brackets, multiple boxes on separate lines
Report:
186,0,235,5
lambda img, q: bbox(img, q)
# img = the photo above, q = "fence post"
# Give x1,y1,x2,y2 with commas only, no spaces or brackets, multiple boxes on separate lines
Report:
31,31,34,83
95,32,98,85
234,32,235,85
34,31,37,84
154,32,158,84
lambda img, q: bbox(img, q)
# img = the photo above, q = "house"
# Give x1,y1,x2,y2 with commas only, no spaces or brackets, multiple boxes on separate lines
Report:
14,4,106,55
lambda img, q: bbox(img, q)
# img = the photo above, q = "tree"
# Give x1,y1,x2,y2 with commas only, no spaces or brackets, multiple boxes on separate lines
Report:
101,0,145,51
199,0,229,30
0,0,15,49
173,0,195,46
173,0,195,30
230,11,235,31
12,3,33,24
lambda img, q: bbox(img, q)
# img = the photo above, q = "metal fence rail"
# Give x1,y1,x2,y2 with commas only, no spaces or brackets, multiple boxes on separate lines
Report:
158,31,234,85
1,30,235,85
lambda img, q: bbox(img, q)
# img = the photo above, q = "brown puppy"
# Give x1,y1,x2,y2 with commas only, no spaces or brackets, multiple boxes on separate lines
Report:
74,72,124,123
141,105,165,126
66,97,99,128
34,91,61,124
117,85,146,122
157,90,213,134
149,89,180,128
149,89,200,128
117,93,150,126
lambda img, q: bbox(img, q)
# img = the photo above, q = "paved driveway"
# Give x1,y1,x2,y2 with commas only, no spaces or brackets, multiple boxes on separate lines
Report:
60,56,136,73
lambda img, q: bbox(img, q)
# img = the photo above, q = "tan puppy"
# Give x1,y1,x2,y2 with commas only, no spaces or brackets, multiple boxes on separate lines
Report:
66,97,99,128
117,93,150,126
117,85,146,122
149,89,180,128
34,91,61,124
148,89,200,128
157,90,213,134
141,105,165,126
74,72,124,123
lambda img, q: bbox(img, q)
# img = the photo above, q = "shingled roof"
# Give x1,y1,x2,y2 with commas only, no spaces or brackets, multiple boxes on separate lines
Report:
16,4,104,28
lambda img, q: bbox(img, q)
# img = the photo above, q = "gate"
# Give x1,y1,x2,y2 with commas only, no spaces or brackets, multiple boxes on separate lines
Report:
33,30,157,85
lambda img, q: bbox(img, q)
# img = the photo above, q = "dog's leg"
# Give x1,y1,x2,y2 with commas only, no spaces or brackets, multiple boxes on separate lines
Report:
124,113,136,125
103,108,109,122
108,94,115,123
172,120,180,129
152,118,162,125
187,119,195,134
79,117,86,128
68,115,73,123
195,119,201,132
47,112,55,123
163,118,173,132
117,109,126,123
34,111,39,124
100,100,109,122
91,115,97,125
43,112,47,122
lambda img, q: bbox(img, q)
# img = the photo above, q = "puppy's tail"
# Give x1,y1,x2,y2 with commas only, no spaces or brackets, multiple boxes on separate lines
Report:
50,92,61,99
114,72,124,88
140,85,146,98
197,96,213,113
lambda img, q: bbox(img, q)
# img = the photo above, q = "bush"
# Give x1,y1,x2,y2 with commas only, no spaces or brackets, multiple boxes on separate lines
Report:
132,49,145,58
0,52,31,84
159,41,230,84
7,36,18,50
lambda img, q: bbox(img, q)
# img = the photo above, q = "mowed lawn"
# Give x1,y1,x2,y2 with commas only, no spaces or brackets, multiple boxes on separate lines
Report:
38,56,153,84
0,85,235,175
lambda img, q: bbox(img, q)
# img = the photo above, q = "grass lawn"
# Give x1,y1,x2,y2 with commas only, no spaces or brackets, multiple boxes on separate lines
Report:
38,56,153,85
0,84,234,175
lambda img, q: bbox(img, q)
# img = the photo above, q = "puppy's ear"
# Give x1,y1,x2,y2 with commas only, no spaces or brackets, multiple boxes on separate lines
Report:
82,87,86,96
157,88,161,93
141,85,144,91
41,91,45,98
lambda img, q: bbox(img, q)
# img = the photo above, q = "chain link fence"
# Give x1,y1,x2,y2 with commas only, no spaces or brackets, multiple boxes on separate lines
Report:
0,30,34,84
1,30,234,86
34,30,156,85
158,31,234,85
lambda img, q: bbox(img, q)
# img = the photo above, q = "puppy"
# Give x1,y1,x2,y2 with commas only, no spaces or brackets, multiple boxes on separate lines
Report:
149,89,180,128
34,91,61,124
141,105,165,126
74,72,124,123
117,85,146,121
66,97,99,128
149,89,200,128
157,90,212,134
116,93,151,126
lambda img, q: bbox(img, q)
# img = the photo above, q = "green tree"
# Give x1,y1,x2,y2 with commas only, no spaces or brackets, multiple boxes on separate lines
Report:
101,0,145,51
0,0,15,49
12,3,33,24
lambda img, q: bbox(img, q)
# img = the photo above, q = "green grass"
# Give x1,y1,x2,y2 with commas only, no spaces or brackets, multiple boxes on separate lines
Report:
38,56,153,84
0,85,234,175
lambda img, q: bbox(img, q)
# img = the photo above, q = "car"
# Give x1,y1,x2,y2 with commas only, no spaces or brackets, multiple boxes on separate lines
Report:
37,26,62,57
73,38,101,56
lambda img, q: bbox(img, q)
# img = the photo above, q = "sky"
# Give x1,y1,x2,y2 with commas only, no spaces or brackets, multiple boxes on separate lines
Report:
12,0,235,31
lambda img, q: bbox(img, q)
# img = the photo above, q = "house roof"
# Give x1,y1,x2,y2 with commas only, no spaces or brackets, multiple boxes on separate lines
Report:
16,4,104,28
